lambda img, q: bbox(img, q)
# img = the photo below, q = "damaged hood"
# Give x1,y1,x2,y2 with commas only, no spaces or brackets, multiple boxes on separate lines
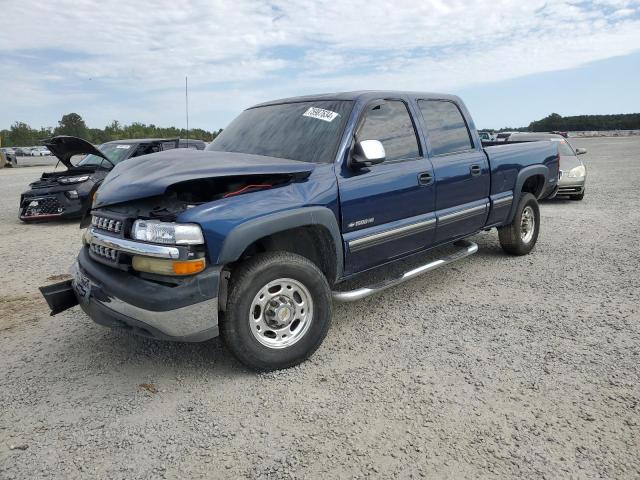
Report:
43,135,111,169
94,149,315,207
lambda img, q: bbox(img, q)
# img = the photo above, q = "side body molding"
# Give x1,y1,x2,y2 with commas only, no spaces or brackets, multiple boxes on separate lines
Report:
507,164,549,223
216,207,344,281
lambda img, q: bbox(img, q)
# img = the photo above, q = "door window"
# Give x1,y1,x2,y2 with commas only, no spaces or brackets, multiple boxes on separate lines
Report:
419,100,473,156
357,101,420,162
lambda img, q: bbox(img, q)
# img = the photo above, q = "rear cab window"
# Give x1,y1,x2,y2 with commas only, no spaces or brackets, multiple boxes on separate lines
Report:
356,100,420,162
418,100,474,156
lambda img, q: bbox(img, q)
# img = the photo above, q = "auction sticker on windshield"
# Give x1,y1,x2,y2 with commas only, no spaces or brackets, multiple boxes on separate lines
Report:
115,145,131,149
303,107,339,122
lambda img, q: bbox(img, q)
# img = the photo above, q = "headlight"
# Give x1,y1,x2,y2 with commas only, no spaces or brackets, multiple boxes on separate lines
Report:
567,165,586,178
59,175,90,184
131,219,204,245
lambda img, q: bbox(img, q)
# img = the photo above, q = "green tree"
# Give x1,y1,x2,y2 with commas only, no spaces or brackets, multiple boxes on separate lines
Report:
54,113,89,139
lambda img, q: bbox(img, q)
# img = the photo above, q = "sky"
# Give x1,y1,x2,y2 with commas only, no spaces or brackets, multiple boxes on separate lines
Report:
0,0,639,131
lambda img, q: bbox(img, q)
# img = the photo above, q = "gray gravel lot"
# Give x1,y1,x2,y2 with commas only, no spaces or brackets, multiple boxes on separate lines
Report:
1,137,639,479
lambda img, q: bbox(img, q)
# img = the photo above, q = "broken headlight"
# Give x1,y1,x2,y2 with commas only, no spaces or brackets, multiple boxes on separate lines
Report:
131,219,204,245
58,175,90,184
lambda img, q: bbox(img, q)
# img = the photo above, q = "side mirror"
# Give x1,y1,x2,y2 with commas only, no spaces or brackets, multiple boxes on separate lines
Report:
351,140,385,168
575,148,587,155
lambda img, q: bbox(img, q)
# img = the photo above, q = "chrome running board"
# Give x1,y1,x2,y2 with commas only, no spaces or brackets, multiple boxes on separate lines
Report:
332,240,478,302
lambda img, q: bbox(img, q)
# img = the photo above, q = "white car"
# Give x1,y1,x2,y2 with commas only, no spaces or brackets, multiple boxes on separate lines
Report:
30,147,51,156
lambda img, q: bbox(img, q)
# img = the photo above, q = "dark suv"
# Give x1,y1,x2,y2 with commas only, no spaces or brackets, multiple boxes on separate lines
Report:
20,137,205,221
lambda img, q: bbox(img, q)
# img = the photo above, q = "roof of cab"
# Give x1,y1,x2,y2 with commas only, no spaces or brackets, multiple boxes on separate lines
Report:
252,90,461,108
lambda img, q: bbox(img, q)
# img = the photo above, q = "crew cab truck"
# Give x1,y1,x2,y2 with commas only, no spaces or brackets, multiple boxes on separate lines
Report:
41,91,559,371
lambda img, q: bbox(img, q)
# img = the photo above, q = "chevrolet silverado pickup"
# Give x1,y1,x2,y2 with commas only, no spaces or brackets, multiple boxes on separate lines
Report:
41,91,560,371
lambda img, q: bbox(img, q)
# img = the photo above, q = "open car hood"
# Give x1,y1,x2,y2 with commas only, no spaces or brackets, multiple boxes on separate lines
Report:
94,149,315,208
43,135,110,169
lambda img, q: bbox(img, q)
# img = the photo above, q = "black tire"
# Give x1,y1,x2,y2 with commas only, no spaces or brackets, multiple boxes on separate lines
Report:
498,192,540,256
221,252,332,372
570,190,585,201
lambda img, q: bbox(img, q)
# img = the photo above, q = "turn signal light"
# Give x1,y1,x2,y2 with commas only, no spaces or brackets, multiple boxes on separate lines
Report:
172,259,206,275
132,256,206,276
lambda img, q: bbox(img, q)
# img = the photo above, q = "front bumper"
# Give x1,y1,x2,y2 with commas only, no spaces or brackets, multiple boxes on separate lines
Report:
557,176,586,196
20,189,85,221
70,248,221,342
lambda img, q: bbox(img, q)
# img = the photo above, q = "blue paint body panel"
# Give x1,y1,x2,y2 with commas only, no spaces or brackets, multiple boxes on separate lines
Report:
93,91,560,282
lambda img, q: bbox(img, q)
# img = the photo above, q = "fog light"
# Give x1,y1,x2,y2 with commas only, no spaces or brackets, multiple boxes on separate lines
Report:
65,190,79,199
132,256,206,276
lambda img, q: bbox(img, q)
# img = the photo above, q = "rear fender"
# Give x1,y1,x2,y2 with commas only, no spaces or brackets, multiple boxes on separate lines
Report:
507,165,548,223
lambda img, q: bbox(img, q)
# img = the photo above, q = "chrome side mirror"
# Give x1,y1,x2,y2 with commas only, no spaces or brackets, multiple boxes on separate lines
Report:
351,140,385,168
575,148,587,155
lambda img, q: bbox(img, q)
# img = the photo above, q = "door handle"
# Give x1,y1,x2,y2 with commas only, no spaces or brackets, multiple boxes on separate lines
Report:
418,172,434,186
470,165,482,176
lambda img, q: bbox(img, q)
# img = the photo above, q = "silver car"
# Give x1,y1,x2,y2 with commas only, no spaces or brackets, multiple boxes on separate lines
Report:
508,133,587,200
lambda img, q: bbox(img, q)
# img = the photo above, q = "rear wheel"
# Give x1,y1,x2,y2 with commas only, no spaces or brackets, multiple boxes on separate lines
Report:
498,192,540,256
221,252,332,371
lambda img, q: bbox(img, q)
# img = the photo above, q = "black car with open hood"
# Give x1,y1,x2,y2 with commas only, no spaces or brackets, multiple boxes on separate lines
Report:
19,136,202,221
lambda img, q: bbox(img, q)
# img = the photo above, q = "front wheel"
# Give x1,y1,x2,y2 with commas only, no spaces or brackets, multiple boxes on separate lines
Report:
221,252,332,371
498,192,540,256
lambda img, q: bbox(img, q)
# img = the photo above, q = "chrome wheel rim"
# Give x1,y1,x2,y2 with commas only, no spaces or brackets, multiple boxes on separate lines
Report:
249,278,313,349
520,206,535,243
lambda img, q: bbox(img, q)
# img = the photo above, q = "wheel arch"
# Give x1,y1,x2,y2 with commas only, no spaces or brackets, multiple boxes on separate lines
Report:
507,165,548,223
217,207,344,284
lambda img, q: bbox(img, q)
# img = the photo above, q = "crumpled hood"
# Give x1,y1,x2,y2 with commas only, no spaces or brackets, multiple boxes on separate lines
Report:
94,149,315,207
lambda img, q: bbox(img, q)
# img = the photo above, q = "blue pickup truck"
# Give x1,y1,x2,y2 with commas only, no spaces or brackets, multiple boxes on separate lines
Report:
41,91,559,371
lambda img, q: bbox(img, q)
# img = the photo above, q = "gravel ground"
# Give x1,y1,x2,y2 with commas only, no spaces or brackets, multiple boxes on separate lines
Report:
1,137,639,479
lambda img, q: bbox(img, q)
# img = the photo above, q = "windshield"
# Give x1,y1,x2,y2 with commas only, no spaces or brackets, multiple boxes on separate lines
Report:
207,100,353,163
557,140,575,156
78,143,134,167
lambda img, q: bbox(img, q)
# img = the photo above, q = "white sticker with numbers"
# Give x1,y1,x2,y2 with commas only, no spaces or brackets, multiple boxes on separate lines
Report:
302,107,339,122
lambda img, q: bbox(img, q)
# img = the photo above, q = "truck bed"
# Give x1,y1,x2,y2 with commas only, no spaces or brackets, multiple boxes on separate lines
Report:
483,140,560,197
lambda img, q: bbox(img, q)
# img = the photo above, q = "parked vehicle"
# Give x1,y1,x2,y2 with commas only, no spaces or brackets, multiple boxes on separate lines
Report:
41,91,560,371
495,132,516,142
0,148,17,167
30,146,52,156
19,137,182,221
14,147,30,156
508,133,586,200
478,131,494,142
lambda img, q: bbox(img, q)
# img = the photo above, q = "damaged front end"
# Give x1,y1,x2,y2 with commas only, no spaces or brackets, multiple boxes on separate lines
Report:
19,136,111,221
42,148,316,342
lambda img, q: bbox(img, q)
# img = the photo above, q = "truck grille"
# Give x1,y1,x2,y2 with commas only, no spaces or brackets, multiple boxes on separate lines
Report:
89,243,119,262
92,215,123,234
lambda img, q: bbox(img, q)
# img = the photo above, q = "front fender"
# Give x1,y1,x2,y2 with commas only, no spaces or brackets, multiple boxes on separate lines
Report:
217,206,344,279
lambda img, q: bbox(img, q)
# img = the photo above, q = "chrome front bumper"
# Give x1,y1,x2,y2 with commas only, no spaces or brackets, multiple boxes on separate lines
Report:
71,256,220,342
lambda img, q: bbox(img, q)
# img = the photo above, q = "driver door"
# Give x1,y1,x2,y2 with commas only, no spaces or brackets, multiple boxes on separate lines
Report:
338,99,436,275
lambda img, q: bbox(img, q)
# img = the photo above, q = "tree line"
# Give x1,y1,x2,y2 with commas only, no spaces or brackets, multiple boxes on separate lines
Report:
527,112,640,132
1,113,222,147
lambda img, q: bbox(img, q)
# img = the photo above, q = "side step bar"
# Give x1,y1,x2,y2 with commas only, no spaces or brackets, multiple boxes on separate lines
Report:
332,240,478,302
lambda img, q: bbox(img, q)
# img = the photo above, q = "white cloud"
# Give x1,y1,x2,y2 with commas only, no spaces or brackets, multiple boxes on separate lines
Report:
0,0,639,128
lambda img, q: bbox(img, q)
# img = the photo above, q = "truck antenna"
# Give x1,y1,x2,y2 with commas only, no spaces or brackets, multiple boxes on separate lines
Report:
185,76,189,145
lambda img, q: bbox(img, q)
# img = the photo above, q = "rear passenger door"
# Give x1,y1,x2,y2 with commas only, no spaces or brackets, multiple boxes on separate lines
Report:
417,100,490,243
338,99,437,274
